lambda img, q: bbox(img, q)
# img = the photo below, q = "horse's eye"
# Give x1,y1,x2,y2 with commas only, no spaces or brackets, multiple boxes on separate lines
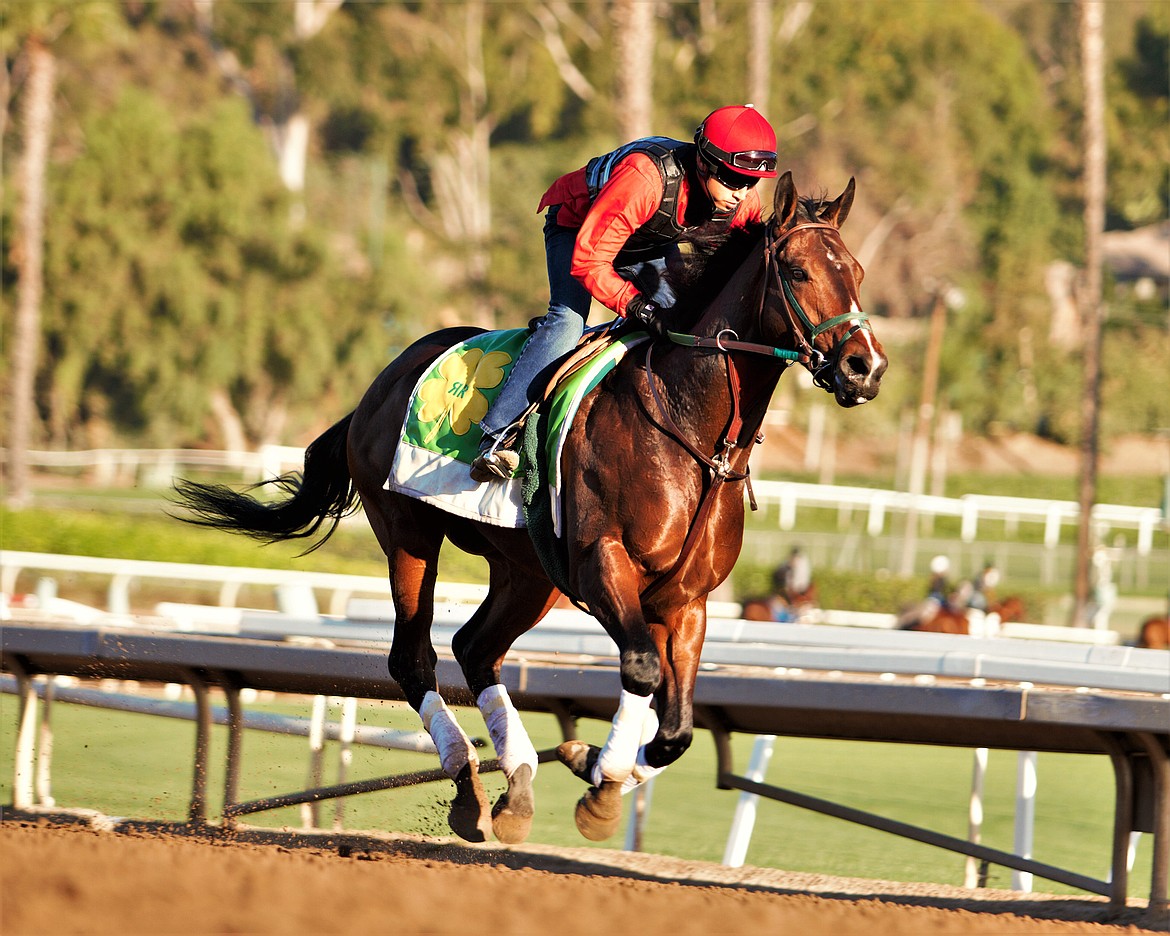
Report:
789,267,807,283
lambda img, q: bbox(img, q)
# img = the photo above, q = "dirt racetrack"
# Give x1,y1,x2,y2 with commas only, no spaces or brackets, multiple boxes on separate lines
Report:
2,817,1165,936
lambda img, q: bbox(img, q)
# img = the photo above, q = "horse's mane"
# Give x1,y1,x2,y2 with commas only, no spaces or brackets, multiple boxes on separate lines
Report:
663,195,829,328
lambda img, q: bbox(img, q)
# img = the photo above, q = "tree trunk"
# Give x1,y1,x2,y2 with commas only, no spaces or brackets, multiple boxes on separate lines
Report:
429,0,494,327
6,37,55,508
1072,0,1106,627
208,389,249,453
613,0,654,139
747,0,772,115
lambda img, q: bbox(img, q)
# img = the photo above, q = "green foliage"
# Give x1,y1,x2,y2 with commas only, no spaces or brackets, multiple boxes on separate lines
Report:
38,84,389,448
2,1,1164,451
1108,10,1169,228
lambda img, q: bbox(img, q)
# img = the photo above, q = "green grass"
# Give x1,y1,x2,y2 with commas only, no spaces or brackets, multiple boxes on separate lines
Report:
0,695,1154,898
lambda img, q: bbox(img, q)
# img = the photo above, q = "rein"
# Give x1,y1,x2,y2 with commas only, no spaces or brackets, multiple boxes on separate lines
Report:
638,219,869,603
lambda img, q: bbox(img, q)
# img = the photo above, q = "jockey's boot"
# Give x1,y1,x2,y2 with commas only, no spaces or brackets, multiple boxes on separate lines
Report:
470,430,520,483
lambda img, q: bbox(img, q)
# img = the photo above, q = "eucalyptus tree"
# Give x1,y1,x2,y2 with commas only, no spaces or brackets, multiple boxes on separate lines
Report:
2,0,122,505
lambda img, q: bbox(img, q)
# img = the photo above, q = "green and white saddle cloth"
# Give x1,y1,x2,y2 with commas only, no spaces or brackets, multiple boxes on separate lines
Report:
386,325,646,531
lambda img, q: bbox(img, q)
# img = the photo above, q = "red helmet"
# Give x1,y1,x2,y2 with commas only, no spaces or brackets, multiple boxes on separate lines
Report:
694,105,778,179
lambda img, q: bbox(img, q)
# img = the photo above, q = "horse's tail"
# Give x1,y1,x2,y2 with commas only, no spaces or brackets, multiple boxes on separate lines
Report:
171,413,359,553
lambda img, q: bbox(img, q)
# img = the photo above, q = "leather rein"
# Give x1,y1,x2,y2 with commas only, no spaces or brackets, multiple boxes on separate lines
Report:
639,220,870,602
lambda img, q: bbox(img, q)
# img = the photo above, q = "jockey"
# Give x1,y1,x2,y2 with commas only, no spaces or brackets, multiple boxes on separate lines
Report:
471,104,779,482
926,554,953,607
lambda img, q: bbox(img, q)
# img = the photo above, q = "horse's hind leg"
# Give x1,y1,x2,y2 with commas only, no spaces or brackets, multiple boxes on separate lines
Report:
450,554,559,844
363,495,492,842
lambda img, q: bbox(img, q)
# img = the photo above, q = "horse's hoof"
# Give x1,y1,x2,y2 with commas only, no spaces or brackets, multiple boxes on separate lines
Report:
573,780,623,842
491,763,535,844
448,763,492,843
556,739,600,785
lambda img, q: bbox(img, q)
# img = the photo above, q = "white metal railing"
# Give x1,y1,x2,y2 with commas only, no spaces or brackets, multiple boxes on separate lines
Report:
0,445,305,485
749,480,1167,555
0,550,487,618
7,447,1165,553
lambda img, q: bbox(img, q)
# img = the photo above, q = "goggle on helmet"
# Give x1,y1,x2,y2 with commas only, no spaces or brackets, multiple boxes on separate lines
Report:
695,104,779,190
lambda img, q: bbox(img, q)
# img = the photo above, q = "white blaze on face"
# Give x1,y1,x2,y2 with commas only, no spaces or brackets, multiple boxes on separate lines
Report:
842,299,879,403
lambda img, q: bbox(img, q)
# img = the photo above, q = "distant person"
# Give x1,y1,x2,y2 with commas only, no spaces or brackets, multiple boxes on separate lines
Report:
926,555,953,607
773,547,814,606
967,562,1000,612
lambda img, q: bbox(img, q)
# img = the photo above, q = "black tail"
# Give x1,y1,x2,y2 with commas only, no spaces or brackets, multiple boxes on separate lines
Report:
171,413,358,553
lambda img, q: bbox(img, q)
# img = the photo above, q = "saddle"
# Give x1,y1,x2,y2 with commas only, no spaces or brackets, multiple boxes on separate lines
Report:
385,320,647,537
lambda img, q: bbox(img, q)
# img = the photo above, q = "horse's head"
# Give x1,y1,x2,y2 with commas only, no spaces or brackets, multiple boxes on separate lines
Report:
765,172,887,407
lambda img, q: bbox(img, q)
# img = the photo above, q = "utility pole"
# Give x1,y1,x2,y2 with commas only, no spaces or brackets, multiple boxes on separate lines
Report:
899,290,948,577
1072,0,1106,627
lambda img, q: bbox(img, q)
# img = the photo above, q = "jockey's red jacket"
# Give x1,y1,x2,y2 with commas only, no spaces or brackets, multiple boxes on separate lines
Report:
537,152,765,318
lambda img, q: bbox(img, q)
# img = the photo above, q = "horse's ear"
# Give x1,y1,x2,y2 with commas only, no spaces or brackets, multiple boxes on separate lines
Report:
818,176,856,229
772,171,798,227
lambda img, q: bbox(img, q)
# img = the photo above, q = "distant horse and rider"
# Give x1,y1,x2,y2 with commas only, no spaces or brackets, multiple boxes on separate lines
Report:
174,170,886,846
741,546,819,623
1137,594,1170,649
898,557,1026,636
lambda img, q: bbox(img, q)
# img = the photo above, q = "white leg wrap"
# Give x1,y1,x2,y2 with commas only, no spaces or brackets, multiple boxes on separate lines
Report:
621,707,666,794
593,690,653,785
477,684,538,779
622,749,667,795
419,690,477,779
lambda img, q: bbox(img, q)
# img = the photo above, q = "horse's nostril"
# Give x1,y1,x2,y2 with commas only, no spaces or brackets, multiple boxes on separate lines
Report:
845,355,869,377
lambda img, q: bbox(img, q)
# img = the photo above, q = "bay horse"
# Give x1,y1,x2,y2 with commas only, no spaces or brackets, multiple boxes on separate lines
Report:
172,171,887,845
1137,616,1169,650
902,596,1027,635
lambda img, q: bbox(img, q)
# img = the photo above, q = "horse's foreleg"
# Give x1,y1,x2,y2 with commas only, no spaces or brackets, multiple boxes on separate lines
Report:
565,539,669,840
476,684,539,843
558,702,665,793
567,688,663,841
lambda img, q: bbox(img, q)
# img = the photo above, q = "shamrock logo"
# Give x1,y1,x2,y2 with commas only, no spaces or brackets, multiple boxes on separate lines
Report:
417,348,511,443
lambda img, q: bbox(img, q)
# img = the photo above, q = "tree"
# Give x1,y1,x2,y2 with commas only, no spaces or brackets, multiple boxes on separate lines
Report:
5,31,54,507
1072,0,1107,627
613,0,654,138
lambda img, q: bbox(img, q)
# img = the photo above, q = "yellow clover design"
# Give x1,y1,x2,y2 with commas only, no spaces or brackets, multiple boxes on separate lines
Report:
417,348,512,442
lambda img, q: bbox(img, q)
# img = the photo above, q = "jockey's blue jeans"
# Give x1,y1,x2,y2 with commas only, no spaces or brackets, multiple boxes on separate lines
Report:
479,208,591,439
479,208,679,441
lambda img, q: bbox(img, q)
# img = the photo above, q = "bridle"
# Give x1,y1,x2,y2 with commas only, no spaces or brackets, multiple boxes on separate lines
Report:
665,219,872,389
639,218,870,603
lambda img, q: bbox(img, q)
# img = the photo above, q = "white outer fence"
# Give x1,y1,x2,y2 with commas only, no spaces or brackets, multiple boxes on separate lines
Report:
6,446,1166,554
749,480,1166,556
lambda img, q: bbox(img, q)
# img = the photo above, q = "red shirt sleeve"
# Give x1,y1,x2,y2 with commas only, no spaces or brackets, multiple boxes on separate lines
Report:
544,153,765,319
570,154,664,318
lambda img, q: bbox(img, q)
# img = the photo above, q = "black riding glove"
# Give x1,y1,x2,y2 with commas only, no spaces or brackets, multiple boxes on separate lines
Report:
625,294,667,339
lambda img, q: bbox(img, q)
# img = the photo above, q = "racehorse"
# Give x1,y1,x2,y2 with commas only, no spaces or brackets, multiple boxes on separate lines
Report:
1137,616,1169,650
741,583,820,623
172,172,887,846
901,595,1027,635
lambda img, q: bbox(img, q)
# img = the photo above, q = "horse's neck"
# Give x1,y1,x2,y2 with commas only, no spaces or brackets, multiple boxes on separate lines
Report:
661,247,786,448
